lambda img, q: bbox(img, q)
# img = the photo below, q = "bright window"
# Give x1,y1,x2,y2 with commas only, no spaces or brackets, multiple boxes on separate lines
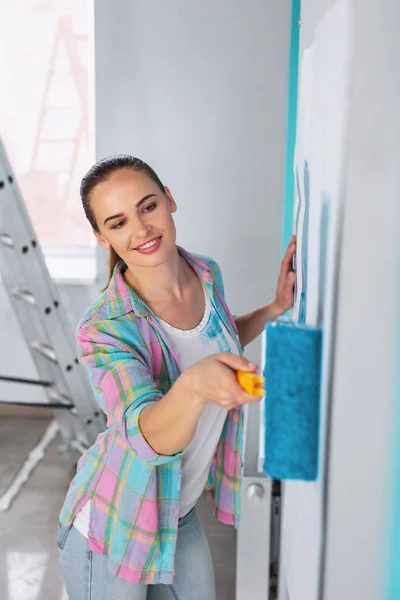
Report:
0,0,95,279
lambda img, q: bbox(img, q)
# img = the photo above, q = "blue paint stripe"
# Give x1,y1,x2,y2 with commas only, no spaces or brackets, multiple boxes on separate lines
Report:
282,0,301,254
386,301,400,598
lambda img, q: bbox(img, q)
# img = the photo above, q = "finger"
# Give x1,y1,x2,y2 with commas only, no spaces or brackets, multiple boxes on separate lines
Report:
277,241,295,284
236,371,265,395
253,387,265,397
280,241,297,279
227,373,264,400
239,392,264,405
281,274,295,303
280,270,295,290
216,352,258,373
232,397,261,410
238,386,265,399
284,239,297,263
253,375,264,386
285,235,296,255
286,271,296,286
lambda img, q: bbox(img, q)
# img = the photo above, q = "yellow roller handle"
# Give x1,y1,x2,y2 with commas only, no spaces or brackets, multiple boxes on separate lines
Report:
236,370,265,397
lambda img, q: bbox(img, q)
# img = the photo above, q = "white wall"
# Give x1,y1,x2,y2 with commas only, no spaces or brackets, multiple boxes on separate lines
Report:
323,0,400,598
94,0,291,365
279,1,400,600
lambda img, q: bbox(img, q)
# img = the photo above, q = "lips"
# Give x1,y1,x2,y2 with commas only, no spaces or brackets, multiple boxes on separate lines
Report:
135,236,161,250
133,235,163,254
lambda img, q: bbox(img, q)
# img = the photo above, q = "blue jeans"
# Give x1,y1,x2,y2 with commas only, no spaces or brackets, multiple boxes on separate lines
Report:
58,507,216,600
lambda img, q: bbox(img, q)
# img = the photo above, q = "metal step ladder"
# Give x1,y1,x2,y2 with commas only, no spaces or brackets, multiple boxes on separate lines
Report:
0,139,105,453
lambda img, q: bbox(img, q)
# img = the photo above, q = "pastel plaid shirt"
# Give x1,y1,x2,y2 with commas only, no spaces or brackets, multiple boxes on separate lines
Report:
59,247,244,584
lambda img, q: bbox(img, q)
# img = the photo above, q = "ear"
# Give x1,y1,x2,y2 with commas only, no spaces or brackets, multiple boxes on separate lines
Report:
93,229,110,250
164,186,177,213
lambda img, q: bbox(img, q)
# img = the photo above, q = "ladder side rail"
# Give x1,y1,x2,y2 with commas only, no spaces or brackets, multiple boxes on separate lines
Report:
0,141,105,443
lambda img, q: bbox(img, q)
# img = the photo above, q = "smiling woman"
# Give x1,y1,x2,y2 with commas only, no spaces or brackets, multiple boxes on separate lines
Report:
57,154,295,600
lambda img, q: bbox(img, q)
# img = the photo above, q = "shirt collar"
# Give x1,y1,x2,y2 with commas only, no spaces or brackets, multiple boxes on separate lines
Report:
106,246,214,320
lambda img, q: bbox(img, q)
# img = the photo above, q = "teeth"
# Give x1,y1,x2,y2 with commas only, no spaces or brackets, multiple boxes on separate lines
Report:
138,238,159,250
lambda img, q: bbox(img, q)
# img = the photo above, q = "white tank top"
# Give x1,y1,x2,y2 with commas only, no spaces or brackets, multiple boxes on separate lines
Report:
73,287,239,536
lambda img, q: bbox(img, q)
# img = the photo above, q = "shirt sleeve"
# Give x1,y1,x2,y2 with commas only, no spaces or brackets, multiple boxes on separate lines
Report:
77,320,183,466
208,257,241,320
207,258,225,298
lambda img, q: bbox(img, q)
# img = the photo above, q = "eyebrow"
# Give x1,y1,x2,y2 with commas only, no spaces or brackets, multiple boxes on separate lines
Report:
103,194,157,225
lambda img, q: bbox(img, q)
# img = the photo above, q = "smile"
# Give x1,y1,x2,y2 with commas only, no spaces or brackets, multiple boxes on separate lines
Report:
134,236,162,254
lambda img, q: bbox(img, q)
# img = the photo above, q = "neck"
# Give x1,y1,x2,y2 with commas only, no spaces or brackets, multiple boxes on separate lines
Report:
124,246,191,304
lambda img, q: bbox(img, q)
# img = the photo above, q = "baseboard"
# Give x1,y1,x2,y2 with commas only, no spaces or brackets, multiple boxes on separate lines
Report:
0,405,53,419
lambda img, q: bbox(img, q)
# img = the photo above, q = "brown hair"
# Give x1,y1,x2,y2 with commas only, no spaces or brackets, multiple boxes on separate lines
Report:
80,155,165,287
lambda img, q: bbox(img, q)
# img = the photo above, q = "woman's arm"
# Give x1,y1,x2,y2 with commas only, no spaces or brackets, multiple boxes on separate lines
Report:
139,375,205,457
78,322,256,462
78,322,182,466
234,302,283,347
139,353,259,457
235,236,297,347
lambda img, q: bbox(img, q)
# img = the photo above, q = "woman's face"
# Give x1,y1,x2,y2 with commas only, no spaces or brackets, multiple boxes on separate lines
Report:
91,168,178,269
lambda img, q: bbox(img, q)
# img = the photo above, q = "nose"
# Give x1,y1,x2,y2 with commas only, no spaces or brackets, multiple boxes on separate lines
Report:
131,214,152,241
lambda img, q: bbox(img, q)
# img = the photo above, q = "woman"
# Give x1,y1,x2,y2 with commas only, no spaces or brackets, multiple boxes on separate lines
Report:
57,155,296,599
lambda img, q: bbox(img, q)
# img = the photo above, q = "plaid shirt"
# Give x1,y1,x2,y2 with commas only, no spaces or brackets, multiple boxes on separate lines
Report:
59,247,244,584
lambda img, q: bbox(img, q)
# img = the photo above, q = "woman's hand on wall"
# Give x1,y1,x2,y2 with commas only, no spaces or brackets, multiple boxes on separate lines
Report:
272,234,296,316
234,236,297,347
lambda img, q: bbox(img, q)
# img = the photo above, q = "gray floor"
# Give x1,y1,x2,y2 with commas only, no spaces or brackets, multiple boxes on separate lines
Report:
0,416,236,600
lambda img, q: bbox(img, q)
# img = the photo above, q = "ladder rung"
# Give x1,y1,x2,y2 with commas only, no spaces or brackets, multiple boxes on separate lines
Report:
31,341,58,363
10,288,36,305
0,375,52,387
0,398,74,409
48,389,73,406
69,439,88,455
0,233,14,248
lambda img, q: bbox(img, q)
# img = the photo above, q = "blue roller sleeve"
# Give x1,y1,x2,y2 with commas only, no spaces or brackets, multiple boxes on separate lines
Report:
263,320,322,481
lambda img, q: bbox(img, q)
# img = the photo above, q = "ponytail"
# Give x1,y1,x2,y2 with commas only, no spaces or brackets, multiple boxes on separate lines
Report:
101,247,121,292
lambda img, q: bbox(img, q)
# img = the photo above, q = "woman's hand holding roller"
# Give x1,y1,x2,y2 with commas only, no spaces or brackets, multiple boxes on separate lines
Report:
140,353,264,457
182,353,264,411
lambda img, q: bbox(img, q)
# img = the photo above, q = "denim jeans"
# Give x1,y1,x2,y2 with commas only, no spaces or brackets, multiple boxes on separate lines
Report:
58,507,216,600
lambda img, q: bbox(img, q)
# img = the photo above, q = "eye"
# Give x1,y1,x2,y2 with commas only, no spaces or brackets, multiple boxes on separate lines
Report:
143,202,157,213
112,220,126,230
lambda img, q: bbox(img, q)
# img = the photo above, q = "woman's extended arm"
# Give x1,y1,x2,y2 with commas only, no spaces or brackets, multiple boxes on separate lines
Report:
234,302,283,347
77,321,258,462
139,352,259,457
234,236,297,347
